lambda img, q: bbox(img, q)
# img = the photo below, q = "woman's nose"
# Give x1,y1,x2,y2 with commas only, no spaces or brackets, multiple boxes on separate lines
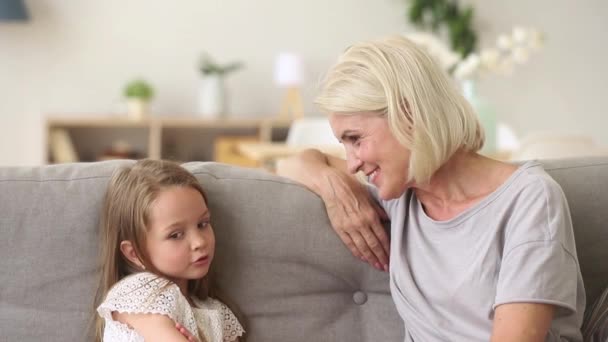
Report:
346,149,362,174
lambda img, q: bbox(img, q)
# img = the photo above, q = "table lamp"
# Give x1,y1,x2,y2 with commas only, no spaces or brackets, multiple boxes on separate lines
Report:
0,0,29,21
274,52,304,120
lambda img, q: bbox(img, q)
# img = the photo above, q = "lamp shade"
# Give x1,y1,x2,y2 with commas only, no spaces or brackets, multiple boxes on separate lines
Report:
0,0,29,21
274,52,303,87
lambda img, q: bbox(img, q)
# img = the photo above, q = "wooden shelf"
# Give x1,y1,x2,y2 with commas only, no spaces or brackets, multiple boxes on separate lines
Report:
46,115,291,164
47,116,291,128
237,142,345,171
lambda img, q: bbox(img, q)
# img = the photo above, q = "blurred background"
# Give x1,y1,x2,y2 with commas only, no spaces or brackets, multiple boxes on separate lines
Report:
1,0,607,166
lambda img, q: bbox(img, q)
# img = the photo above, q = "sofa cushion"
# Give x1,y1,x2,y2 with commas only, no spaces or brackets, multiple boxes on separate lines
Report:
541,157,608,307
0,160,132,341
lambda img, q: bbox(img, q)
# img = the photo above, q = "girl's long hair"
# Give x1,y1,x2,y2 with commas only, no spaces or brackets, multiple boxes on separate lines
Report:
91,159,243,341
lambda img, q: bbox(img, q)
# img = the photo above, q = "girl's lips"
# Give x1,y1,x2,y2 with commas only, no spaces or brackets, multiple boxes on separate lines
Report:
193,256,210,266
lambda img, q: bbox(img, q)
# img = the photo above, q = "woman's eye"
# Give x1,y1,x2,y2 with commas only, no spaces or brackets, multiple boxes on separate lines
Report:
346,135,360,145
197,221,209,229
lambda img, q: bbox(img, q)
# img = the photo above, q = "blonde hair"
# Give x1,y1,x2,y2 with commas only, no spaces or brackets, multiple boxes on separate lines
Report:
92,159,215,341
315,35,483,184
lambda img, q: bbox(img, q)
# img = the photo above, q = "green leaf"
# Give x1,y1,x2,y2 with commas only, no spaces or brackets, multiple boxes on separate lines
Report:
409,2,423,23
405,0,478,58
199,52,244,76
124,79,154,100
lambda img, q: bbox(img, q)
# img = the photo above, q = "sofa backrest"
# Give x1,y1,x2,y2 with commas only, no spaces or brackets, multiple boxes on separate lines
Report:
541,157,608,307
0,156,606,341
0,160,402,341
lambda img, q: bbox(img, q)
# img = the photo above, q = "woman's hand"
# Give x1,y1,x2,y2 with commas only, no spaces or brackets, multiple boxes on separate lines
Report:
321,167,390,271
175,322,199,342
277,149,390,271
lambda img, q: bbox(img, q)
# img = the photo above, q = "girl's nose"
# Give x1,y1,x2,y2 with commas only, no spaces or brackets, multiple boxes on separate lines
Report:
191,231,206,250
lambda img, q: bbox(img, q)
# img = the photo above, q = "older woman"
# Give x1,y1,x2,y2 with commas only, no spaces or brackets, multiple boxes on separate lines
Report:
276,36,585,341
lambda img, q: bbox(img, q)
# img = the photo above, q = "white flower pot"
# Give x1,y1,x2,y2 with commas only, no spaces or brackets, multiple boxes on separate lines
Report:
126,98,148,121
198,75,226,118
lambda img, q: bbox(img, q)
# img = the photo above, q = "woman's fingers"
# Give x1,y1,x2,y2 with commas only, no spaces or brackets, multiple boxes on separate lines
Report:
360,202,390,267
322,174,390,271
326,202,390,271
360,224,389,270
348,230,384,270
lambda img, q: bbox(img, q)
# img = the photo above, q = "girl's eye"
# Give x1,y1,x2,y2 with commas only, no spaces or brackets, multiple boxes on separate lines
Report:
197,220,209,229
169,231,183,239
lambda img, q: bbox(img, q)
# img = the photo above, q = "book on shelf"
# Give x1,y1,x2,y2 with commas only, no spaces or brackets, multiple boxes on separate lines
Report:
49,128,78,163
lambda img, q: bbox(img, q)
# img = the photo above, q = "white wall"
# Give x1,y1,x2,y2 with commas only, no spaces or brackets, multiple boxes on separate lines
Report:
473,0,608,151
0,0,606,165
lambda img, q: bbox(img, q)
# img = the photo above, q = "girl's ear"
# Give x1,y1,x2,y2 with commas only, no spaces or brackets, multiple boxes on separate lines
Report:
120,240,145,270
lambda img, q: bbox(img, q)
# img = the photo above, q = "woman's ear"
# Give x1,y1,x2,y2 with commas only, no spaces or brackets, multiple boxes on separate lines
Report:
120,240,145,270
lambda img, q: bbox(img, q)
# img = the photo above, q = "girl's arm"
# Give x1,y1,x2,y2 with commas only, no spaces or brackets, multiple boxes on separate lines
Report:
177,322,240,342
175,322,199,342
113,311,193,342
490,303,555,341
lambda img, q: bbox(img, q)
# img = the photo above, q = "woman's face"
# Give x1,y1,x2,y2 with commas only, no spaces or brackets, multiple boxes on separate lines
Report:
330,113,411,200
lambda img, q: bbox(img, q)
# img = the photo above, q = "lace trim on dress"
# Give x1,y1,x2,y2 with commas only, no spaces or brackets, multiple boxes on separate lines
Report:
220,302,245,341
97,272,199,340
193,297,245,342
97,272,244,342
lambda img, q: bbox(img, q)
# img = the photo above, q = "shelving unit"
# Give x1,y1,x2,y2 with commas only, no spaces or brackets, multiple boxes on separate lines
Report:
45,116,292,164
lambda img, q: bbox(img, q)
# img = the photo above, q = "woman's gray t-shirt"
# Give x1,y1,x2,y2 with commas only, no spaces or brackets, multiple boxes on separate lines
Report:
368,161,585,341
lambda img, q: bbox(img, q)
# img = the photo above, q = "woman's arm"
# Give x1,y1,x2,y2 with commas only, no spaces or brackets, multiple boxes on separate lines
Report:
113,311,193,342
276,149,390,271
490,303,555,342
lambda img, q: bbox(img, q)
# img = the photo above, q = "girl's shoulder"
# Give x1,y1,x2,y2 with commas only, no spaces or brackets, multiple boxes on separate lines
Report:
97,272,185,320
192,297,245,342
97,272,201,340
107,272,179,300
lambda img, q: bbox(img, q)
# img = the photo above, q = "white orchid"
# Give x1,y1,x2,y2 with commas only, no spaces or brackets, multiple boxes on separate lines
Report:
405,32,461,70
405,26,544,80
497,34,514,50
479,48,501,72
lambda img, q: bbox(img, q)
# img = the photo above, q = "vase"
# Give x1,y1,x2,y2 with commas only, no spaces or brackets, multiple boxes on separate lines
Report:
126,98,148,121
198,75,226,118
461,79,497,154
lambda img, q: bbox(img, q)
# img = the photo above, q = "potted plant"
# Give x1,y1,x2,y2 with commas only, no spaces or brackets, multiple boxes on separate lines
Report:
198,53,243,118
123,79,154,120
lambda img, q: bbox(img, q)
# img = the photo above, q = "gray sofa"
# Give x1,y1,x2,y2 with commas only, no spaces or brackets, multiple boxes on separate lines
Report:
1,157,607,341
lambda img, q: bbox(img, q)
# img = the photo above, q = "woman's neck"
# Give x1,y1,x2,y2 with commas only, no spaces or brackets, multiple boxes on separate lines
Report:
413,151,517,220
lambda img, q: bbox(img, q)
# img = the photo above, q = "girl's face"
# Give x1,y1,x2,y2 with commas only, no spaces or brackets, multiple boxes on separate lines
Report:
145,185,215,292
330,113,412,200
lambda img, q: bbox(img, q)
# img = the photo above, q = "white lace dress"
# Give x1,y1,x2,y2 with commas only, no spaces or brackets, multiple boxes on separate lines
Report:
97,272,245,342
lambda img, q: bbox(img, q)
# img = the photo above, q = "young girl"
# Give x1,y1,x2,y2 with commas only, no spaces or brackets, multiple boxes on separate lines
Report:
93,159,245,342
